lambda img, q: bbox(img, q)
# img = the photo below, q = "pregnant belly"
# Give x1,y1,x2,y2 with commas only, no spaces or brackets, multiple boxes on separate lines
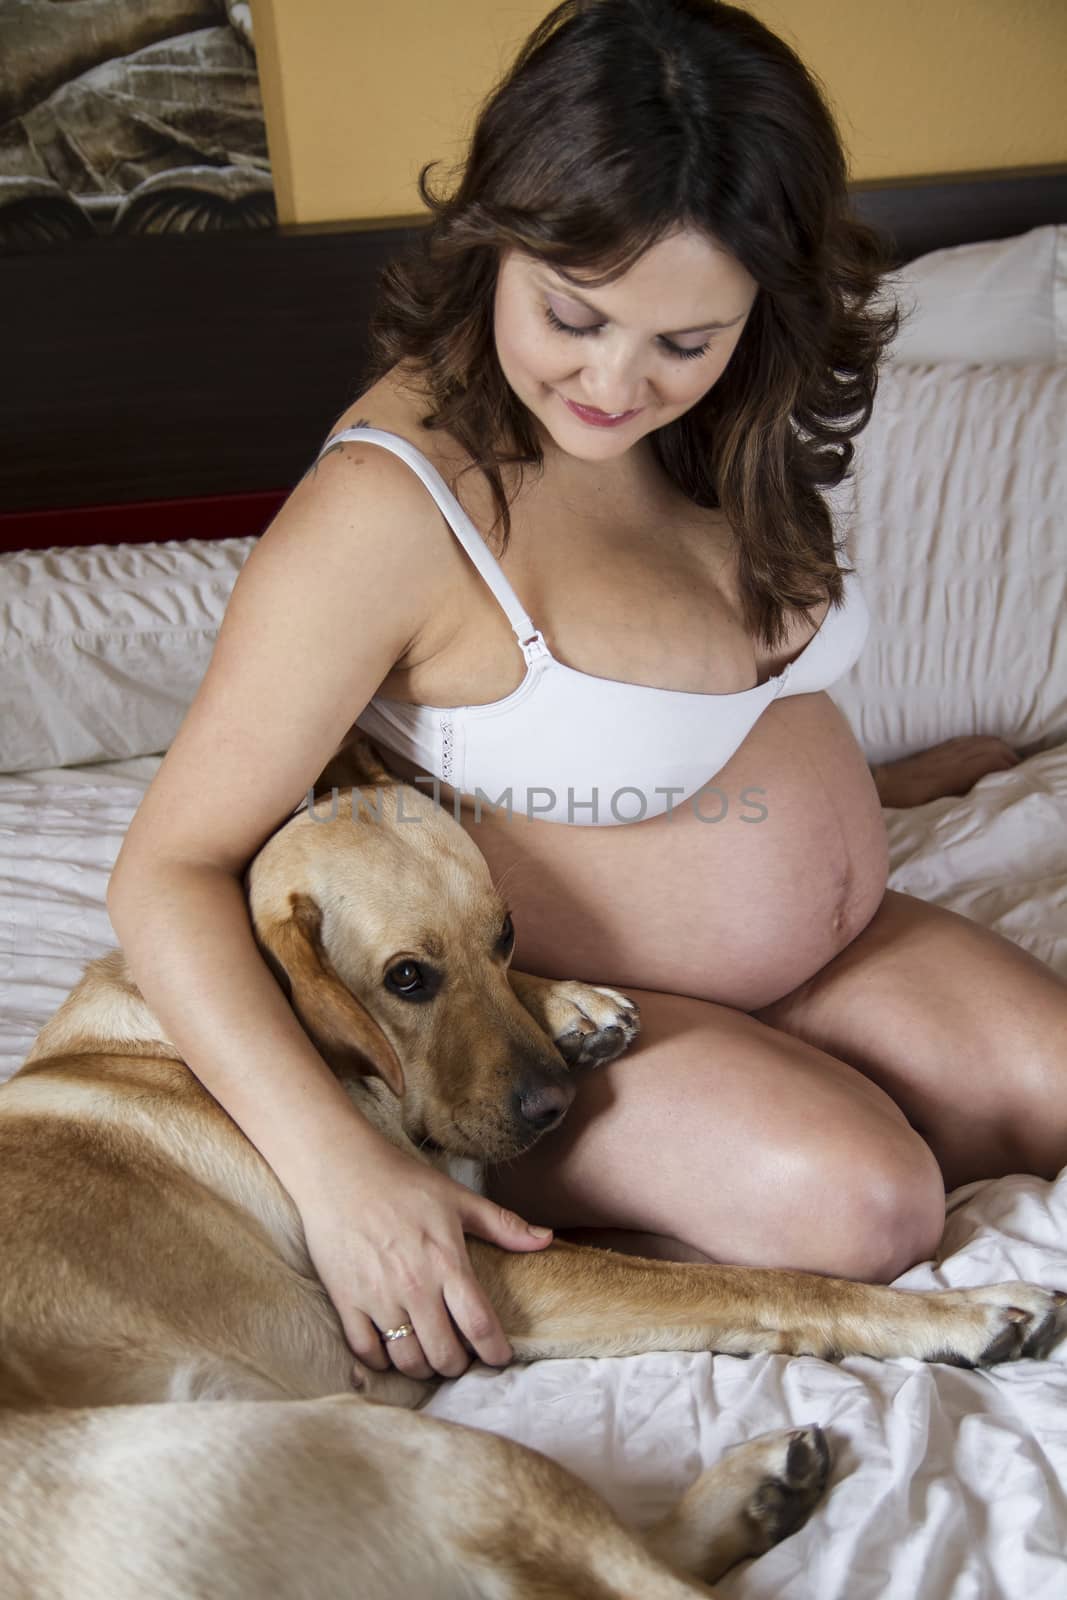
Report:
445,692,890,1011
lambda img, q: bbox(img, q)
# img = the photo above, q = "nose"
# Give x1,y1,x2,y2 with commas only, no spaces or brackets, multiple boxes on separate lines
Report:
582,379,642,415
513,1073,576,1134
580,346,647,412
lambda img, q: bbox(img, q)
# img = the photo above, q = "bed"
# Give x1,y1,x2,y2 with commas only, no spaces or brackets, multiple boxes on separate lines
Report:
2,169,1067,1596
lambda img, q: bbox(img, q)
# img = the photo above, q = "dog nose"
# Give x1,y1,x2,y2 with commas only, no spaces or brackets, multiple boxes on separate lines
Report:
514,1076,576,1134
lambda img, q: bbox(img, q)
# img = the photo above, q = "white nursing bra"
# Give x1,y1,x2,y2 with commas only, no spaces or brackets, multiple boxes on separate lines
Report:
316,426,869,826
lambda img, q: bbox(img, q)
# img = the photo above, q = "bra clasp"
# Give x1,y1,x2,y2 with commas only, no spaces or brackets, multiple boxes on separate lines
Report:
519,630,550,664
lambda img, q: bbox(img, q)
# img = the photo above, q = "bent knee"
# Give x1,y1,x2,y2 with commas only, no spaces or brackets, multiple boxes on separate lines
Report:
685,1128,946,1285
823,1133,946,1282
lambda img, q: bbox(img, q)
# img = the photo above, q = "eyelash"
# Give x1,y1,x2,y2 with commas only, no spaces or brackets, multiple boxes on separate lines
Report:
542,303,711,361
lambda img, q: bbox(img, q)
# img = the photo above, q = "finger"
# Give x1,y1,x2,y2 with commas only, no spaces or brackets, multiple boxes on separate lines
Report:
461,1194,554,1253
376,1311,435,1381
345,1308,392,1372
404,1294,475,1379
444,1274,514,1368
975,736,1020,764
964,749,1016,781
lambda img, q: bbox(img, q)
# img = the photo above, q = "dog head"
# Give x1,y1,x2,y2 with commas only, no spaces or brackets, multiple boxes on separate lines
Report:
246,739,576,1164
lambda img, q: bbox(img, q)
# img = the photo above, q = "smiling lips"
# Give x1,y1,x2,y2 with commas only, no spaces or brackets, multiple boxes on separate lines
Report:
562,395,642,428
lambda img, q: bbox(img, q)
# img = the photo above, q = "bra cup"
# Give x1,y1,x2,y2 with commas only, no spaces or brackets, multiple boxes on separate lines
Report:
779,568,870,698
455,656,783,826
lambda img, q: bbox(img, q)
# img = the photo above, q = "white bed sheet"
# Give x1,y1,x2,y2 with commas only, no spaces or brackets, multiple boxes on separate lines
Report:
2,750,1067,1598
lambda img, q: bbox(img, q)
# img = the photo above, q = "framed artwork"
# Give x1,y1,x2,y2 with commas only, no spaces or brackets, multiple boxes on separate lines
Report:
0,0,275,251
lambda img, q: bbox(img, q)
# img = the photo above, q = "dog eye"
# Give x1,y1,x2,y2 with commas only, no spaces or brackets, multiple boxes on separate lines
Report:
499,913,515,952
386,960,424,994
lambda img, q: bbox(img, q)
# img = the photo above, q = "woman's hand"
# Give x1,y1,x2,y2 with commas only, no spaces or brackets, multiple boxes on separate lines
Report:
871,735,1021,809
297,1138,553,1383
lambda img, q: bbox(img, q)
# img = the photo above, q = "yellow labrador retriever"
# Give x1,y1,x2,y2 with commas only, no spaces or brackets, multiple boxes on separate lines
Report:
1,735,1064,1599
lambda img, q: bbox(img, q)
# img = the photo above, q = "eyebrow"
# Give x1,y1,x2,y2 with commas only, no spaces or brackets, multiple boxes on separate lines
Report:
544,269,746,337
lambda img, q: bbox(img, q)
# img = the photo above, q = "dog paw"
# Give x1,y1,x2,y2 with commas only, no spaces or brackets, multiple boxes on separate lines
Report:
922,1282,1067,1367
736,1426,831,1555
538,979,641,1067
664,1425,830,1580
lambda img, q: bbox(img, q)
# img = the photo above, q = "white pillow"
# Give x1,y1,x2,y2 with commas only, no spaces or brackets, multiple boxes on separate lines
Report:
829,361,1067,766
884,224,1066,367
0,538,254,773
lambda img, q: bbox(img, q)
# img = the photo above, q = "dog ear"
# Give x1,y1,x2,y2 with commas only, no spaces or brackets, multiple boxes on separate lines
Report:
259,891,405,1099
312,733,397,799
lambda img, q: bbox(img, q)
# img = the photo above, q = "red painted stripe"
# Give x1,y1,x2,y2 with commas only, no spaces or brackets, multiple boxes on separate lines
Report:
0,489,289,554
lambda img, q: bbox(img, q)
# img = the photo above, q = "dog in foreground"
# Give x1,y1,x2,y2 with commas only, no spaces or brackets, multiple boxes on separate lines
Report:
1,736,1064,1599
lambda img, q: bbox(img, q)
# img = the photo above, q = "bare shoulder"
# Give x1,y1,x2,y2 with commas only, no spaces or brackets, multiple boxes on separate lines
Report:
315,366,474,479
295,378,441,532
261,373,465,650
298,367,511,636
108,373,464,879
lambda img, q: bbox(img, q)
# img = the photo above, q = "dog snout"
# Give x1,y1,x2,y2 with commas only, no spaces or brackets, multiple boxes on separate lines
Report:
513,1073,576,1135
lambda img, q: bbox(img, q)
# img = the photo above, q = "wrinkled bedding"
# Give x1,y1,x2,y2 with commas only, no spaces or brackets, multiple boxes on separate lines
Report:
2,749,1066,1597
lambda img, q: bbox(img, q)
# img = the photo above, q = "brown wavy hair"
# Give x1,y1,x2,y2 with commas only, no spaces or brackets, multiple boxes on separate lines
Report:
362,0,899,651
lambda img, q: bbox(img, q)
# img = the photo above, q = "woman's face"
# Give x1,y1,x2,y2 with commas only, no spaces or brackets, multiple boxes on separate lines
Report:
492,227,759,463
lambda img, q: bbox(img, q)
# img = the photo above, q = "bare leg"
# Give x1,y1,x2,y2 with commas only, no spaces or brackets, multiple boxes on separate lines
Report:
754,889,1067,1189
488,986,946,1284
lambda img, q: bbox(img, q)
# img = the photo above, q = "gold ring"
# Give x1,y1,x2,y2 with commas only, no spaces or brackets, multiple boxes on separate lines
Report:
382,1322,415,1343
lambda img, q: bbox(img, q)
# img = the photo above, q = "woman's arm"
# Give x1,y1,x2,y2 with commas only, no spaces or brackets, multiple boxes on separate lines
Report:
108,439,553,1382
870,735,1021,808
107,858,391,1204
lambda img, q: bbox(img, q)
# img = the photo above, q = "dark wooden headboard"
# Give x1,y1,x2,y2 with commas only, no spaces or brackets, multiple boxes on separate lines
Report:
2,163,1065,552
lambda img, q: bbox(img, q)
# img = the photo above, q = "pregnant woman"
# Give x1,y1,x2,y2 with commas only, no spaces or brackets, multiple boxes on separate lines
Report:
108,0,1066,1387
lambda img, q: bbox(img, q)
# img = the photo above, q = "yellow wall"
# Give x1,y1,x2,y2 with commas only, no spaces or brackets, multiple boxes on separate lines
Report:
250,1,1067,228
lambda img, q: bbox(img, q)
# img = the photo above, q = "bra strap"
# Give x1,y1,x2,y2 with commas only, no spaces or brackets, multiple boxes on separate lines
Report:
316,425,544,653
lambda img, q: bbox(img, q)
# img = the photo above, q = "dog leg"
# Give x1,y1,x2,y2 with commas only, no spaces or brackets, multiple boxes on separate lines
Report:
469,1238,1067,1368
0,1397,751,1598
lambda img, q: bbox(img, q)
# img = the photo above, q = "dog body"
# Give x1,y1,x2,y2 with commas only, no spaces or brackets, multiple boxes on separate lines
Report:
1,743,1064,1596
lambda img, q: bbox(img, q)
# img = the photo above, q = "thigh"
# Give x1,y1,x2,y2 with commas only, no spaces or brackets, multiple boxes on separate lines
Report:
488,986,945,1283
753,889,1067,1189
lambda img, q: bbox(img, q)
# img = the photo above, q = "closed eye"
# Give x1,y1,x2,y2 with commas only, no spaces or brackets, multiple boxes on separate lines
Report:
542,303,711,362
